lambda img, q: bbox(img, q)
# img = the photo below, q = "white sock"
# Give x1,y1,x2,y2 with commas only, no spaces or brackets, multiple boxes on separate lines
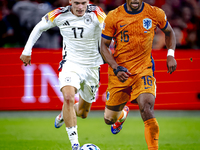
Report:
66,125,79,146
118,110,127,122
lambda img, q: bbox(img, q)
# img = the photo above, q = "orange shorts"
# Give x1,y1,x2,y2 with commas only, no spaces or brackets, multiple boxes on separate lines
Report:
106,68,156,106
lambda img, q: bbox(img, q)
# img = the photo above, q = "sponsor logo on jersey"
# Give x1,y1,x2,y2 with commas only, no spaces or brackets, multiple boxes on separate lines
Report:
143,18,152,30
120,24,127,28
145,87,151,89
84,15,92,24
63,20,70,26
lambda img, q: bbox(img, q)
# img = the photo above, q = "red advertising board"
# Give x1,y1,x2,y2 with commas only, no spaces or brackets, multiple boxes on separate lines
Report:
0,48,200,110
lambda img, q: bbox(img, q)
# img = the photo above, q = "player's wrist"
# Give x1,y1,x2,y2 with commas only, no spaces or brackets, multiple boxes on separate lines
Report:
113,66,128,76
22,49,32,56
167,49,175,57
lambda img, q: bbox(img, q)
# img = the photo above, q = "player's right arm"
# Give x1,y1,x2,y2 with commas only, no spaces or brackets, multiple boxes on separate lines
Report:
20,10,57,66
100,38,118,70
101,36,131,83
20,20,48,66
101,10,131,82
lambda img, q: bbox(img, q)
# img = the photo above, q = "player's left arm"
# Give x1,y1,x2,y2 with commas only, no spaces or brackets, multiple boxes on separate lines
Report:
162,23,177,74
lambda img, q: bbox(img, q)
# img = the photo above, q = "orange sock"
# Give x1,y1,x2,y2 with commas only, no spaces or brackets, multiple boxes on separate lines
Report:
144,118,159,150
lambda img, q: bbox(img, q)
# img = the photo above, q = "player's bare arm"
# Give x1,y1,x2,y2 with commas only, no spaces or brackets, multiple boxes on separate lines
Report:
20,54,31,66
162,23,177,74
100,37,131,82
100,37,118,69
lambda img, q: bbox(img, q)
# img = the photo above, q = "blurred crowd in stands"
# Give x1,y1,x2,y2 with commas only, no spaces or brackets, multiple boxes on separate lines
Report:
0,0,200,50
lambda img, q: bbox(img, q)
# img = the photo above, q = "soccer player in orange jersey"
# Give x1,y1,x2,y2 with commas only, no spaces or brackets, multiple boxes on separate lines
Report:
100,0,177,149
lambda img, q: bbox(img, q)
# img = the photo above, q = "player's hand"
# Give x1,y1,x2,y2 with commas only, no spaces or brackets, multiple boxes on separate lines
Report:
20,54,31,66
113,66,131,82
117,71,131,83
167,56,177,74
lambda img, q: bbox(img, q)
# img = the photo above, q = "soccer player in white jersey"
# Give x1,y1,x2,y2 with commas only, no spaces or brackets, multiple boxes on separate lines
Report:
20,0,106,149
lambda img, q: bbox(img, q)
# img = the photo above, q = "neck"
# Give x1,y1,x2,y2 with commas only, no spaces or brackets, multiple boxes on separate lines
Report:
127,2,143,13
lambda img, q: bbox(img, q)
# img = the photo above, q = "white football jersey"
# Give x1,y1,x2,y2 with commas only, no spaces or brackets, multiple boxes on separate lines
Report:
22,4,106,67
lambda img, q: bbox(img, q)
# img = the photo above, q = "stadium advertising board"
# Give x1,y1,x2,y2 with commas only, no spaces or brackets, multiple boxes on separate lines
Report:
0,48,200,110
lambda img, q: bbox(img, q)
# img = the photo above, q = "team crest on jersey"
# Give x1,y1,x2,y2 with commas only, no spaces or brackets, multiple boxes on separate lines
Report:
65,77,71,83
84,15,92,24
143,18,152,30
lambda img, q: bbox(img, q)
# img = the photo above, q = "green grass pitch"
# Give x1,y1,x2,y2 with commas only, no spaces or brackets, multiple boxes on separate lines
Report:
0,111,200,150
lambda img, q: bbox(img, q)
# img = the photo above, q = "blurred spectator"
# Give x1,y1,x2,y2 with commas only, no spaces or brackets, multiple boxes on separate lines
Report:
51,0,69,8
153,0,200,49
152,28,166,50
161,3,173,23
0,0,23,47
104,0,125,13
1,0,200,50
181,5,198,48
173,27,185,49
90,0,106,11
12,0,61,49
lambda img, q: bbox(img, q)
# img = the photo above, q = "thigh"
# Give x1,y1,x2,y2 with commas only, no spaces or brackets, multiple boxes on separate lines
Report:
79,67,100,103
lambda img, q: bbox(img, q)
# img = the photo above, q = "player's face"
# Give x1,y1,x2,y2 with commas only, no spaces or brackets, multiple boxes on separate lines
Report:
126,0,143,12
69,0,89,17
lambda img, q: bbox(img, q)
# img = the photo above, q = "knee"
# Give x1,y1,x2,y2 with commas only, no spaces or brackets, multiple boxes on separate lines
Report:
63,94,74,105
104,110,119,125
139,99,155,121
104,118,115,125
79,112,88,119
80,114,87,119
140,102,153,113
138,96,155,114
77,109,89,119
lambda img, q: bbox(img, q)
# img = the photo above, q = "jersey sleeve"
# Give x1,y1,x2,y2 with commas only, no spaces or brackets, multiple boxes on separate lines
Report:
43,7,65,26
101,10,115,40
156,7,168,30
92,6,106,29
22,9,60,56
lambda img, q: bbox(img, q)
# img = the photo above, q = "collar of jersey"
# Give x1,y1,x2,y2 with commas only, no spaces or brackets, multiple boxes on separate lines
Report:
124,2,144,14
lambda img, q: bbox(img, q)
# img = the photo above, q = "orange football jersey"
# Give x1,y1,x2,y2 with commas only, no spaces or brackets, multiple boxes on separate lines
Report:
102,2,168,75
